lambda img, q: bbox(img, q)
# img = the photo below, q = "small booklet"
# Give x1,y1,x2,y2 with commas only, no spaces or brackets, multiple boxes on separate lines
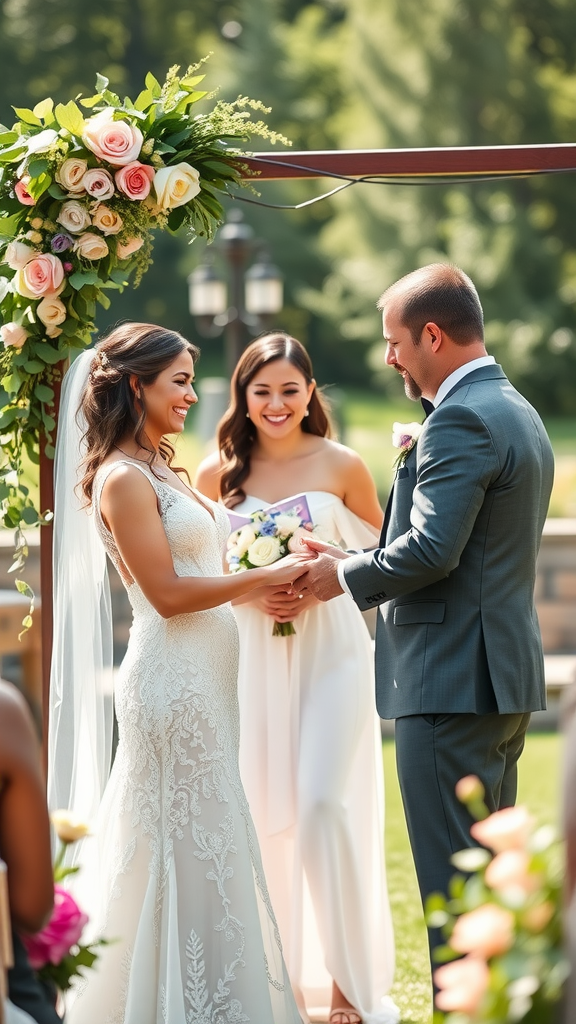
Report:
227,493,312,532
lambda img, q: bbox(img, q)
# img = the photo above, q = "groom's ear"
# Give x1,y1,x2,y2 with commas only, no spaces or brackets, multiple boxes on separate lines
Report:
424,321,443,352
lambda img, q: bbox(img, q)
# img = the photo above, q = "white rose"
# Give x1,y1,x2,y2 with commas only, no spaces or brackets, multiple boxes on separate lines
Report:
1,323,28,348
235,524,258,557
274,513,302,539
91,204,123,235
4,240,38,270
55,157,88,194
82,167,115,200
74,232,109,260
26,128,58,155
57,200,92,234
247,535,282,567
36,295,67,329
153,162,201,210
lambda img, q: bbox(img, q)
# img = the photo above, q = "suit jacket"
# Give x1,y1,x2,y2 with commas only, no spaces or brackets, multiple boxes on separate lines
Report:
343,364,554,719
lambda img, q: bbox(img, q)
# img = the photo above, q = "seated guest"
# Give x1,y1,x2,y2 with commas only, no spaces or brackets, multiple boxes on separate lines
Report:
0,680,60,1024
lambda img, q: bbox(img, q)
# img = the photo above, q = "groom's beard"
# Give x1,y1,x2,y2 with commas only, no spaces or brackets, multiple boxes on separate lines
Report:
396,366,422,401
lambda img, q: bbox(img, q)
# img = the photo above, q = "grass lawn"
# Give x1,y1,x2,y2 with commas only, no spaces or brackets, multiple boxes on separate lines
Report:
383,731,562,1024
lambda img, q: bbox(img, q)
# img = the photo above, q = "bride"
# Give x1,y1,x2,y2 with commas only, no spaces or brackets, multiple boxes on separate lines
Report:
195,333,399,1024
47,323,309,1024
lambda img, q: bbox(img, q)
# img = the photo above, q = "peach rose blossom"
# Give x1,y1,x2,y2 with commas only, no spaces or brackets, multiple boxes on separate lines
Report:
82,167,115,200
116,236,144,259
114,161,154,201
14,253,65,298
484,848,540,895
4,240,38,270
434,955,490,1016
450,902,515,959
73,233,109,260
456,775,486,803
0,323,28,349
55,158,88,194
14,176,35,206
91,205,123,236
36,295,67,331
153,162,201,209
471,805,534,853
521,901,555,933
57,200,92,235
82,109,143,167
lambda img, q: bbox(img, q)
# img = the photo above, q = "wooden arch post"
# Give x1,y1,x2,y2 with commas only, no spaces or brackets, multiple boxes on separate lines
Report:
39,141,576,750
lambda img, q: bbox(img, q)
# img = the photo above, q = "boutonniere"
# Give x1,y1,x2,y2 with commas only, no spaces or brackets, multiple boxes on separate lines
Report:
392,421,423,468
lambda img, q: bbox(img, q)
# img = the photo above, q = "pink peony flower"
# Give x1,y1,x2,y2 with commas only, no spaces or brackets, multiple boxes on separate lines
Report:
14,177,36,206
434,955,490,1016
471,805,534,853
484,848,540,895
82,167,115,200
22,886,88,969
115,161,155,201
14,253,65,298
82,109,143,167
450,902,515,959
116,236,144,259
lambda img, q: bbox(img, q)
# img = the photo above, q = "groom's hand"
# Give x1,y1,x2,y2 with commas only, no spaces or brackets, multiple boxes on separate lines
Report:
290,549,347,603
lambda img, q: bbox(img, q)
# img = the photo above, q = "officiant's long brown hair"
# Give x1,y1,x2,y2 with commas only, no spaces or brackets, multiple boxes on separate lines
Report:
218,332,333,509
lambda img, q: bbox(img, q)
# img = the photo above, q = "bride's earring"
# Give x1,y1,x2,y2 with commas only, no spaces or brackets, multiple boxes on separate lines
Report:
246,412,250,419
304,408,310,417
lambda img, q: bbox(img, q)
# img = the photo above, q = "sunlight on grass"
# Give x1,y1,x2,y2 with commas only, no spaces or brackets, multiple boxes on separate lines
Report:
382,731,562,1024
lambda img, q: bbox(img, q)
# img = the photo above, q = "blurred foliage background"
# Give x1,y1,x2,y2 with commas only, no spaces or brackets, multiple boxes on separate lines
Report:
2,0,576,416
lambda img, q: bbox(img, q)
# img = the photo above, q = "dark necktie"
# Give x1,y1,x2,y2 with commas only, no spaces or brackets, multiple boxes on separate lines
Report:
421,397,435,419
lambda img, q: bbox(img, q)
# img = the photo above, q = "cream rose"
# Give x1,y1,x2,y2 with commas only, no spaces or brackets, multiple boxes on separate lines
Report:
14,253,65,298
82,167,115,200
82,109,143,167
247,535,282,567
74,232,109,260
116,236,144,259
235,524,258,557
4,240,38,270
91,205,123,236
0,323,28,349
153,162,201,210
55,157,88,194
50,809,90,844
115,161,155,201
274,513,302,539
36,295,67,330
57,200,92,234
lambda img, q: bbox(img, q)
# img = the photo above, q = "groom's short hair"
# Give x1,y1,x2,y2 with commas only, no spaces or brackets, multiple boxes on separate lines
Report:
377,263,484,346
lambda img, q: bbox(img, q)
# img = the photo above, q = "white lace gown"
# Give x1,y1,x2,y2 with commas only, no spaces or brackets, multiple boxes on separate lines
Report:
232,492,399,1024
66,460,303,1024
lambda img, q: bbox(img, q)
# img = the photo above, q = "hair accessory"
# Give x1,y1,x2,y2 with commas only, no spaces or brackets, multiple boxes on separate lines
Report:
99,350,109,368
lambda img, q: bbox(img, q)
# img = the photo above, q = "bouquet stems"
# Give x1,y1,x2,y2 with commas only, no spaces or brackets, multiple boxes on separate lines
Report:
273,620,296,637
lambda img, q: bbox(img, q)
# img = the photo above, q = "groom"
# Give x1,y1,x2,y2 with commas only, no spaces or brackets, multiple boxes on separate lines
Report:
294,263,554,961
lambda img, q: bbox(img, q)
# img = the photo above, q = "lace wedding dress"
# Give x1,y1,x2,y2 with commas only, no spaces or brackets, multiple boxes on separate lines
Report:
66,460,303,1024
232,492,399,1024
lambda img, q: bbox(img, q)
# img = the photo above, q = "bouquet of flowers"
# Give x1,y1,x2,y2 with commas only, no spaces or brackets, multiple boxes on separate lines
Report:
22,810,106,995
226,494,317,636
426,776,568,1023
0,60,287,584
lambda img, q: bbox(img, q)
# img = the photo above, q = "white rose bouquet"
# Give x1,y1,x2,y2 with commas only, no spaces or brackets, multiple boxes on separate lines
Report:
226,497,318,636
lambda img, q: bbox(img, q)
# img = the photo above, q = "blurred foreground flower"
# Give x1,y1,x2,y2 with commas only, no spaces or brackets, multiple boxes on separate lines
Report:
426,776,569,1023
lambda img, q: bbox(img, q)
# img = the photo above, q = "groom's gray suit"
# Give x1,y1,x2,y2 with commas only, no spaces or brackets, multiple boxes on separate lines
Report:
342,363,554,950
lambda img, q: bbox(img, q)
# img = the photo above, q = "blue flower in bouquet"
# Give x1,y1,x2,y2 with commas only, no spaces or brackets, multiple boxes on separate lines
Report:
259,518,278,537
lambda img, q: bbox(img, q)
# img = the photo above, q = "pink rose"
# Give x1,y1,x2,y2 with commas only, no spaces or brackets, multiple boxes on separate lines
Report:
22,885,88,969
116,236,144,259
82,167,115,200
450,903,515,959
0,323,28,349
14,253,65,298
114,161,154,201
14,177,35,206
82,109,143,167
484,848,540,895
287,527,312,553
471,805,534,853
434,955,490,1016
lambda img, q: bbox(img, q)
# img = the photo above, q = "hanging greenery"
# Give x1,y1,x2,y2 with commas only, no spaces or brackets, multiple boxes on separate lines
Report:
0,60,287,601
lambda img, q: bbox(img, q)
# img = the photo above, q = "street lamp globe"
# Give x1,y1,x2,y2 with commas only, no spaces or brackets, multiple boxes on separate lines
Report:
187,263,227,317
244,255,283,316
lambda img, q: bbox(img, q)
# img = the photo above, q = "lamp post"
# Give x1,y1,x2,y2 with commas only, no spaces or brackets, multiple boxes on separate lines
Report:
187,207,284,378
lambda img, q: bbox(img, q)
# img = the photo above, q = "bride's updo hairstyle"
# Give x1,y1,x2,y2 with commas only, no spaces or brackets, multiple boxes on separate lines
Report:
218,331,333,508
80,322,199,502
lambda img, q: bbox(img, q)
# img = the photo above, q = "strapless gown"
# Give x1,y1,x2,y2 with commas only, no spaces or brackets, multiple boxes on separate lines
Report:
232,492,399,1024
65,461,303,1024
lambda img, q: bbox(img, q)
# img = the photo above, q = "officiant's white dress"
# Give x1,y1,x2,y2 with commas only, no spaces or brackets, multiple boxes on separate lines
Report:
232,492,398,1024
66,460,303,1024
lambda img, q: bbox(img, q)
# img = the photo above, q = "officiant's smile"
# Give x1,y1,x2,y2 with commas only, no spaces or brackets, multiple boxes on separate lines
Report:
246,356,315,439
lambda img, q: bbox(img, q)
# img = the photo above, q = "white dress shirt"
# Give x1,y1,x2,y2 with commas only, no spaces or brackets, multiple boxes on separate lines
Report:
336,355,496,595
